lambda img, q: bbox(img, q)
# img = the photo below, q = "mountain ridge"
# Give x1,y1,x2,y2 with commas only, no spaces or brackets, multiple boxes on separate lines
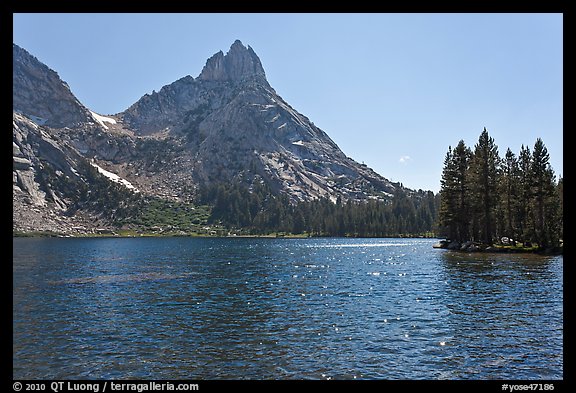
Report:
13,40,420,235
12,44,94,128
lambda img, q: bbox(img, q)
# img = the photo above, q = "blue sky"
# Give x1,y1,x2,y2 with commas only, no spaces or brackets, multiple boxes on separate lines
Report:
13,13,563,193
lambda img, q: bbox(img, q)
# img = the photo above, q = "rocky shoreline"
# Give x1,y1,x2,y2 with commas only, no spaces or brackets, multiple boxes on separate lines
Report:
433,239,563,255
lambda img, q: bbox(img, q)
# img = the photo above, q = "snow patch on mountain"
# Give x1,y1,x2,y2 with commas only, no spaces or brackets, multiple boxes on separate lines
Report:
90,111,117,130
90,162,138,191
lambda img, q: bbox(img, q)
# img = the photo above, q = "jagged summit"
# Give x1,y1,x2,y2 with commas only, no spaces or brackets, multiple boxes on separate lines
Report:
121,40,272,134
198,40,267,83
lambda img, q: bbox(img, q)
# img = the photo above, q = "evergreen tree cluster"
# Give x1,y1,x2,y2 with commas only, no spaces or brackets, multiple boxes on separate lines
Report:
439,128,562,249
197,181,439,237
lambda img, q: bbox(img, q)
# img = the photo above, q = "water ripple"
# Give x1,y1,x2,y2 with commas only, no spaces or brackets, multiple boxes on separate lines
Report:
13,237,563,379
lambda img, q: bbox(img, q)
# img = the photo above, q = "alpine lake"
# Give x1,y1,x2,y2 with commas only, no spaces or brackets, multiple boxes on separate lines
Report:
13,237,563,380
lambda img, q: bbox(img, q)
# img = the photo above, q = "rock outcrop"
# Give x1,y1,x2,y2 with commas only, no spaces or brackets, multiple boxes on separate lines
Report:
198,39,267,83
12,112,122,234
13,44,93,128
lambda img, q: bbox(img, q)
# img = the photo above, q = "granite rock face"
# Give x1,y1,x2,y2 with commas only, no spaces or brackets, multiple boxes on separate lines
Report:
12,112,117,234
13,44,93,128
12,45,135,234
198,39,267,83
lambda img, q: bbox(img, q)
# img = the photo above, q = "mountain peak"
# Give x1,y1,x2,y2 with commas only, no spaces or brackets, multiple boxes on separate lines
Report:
198,40,267,83
230,39,246,50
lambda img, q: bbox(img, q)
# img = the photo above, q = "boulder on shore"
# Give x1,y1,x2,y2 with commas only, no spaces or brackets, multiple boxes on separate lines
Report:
447,241,461,250
433,240,450,249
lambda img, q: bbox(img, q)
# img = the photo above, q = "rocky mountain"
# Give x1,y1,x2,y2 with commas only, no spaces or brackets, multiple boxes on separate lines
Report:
13,45,139,234
13,44,94,128
13,40,406,235
119,40,399,202
12,111,127,234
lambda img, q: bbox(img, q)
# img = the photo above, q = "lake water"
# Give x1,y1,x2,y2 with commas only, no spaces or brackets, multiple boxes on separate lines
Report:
13,237,563,380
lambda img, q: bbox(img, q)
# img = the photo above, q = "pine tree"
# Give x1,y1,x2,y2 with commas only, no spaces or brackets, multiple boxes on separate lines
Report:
439,147,457,239
439,140,472,242
530,138,559,248
500,148,520,243
468,128,500,245
516,145,533,244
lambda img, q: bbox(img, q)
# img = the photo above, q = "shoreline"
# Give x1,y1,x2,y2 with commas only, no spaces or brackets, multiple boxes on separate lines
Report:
13,230,438,240
433,240,563,256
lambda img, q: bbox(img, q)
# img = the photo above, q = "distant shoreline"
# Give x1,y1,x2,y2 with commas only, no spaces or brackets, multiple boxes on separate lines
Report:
13,230,439,240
